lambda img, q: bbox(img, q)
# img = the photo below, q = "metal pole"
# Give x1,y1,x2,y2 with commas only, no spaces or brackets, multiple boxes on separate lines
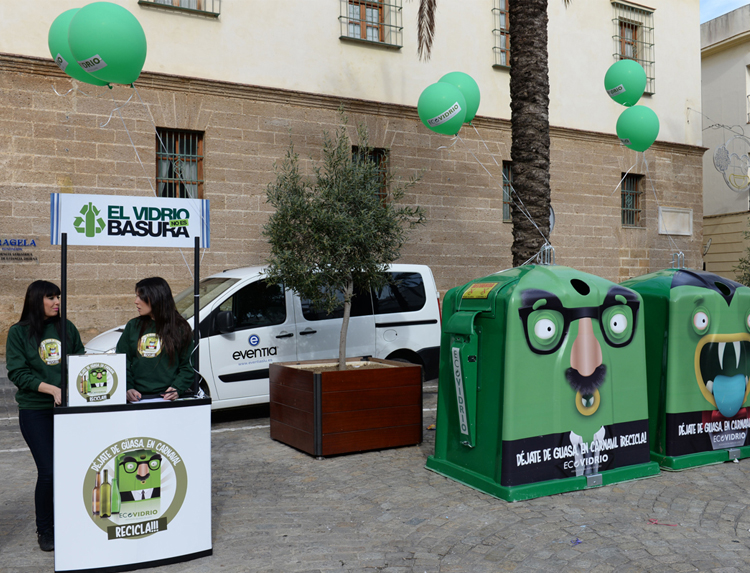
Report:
193,235,200,395
60,232,68,407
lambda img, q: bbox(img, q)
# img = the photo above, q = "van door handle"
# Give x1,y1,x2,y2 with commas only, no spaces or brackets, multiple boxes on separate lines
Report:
299,329,317,336
275,332,294,339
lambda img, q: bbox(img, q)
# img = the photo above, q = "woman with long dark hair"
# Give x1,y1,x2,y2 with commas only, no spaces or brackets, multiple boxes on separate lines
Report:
6,280,84,551
116,277,194,403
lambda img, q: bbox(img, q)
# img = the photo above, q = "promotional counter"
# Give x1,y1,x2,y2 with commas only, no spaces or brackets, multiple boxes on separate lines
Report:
53,398,212,572
49,192,213,570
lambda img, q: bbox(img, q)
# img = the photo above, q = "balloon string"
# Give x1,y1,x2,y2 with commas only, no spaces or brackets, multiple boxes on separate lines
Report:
101,92,134,128
52,84,92,98
611,162,636,196
462,126,551,246
132,85,208,268
642,155,681,256
111,87,195,279
466,125,548,244
110,90,156,198
436,136,460,151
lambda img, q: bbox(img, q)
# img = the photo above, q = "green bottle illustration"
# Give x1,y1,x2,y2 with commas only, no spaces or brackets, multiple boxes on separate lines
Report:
100,469,111,518
91,471,100,516
111,475,121,515
84,202,97,237
74,203,104,237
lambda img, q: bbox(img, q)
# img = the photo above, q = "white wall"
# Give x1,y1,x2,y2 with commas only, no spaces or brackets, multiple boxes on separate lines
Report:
701,5,750,216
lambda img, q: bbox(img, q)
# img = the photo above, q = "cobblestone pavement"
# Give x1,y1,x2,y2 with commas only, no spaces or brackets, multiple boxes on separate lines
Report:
3,362,750,572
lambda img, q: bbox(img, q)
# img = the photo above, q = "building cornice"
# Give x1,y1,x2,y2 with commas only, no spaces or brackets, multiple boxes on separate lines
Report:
701,29,750,58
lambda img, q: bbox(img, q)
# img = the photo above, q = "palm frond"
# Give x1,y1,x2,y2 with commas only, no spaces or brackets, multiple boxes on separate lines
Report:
417,0,437,62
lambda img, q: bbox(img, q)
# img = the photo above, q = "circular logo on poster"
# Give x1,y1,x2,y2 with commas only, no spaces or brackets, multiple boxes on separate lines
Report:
76,363,118,403
82,437,188,540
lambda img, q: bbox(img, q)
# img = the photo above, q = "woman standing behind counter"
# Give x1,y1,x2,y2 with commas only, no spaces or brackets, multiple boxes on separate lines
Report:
6,280,85,551
116,277,194,402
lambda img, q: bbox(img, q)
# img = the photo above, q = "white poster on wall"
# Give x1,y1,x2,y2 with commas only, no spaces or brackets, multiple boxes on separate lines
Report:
53,403,212,571
50,193,210,248
67,354,127,407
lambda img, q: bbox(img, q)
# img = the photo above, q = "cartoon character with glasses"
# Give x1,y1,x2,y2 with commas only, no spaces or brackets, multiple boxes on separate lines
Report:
519,283,639,417
508,269,650,480
115,450,162,504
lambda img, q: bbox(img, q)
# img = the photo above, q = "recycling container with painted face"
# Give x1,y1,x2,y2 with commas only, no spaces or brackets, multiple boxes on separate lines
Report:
623,269,750,469
426,265,660,501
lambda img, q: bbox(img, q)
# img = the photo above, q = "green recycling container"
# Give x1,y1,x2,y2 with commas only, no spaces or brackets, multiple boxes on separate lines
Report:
426,265,659,501
623,269,750,470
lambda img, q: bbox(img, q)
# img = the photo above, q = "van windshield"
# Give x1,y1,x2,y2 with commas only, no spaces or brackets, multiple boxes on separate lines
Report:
174,277,240,320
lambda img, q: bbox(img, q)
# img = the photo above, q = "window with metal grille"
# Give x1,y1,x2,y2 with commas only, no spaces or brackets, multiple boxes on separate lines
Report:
156,129,204,199
353,146,389,200
138,0,220,17
492,0,510,68
340,0,403,48
621,173,643,227
612,1,655,94
502,161,513,222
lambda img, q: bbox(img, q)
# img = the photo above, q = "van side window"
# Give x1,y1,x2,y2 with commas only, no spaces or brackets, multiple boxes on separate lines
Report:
218,281,286,330
300,286,374,321
373,272,426,314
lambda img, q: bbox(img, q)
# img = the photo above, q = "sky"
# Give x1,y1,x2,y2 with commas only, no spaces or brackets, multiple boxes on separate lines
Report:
701,0,750,23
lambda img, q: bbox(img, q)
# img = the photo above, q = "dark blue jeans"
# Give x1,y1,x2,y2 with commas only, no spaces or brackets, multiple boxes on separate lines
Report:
19,409,54,534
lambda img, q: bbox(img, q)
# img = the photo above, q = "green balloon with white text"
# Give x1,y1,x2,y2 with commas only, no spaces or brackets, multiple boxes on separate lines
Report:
418,83,467,136
48,9,109,86
68,2,147,85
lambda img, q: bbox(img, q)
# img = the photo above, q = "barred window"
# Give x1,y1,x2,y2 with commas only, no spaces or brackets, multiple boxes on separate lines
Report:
353,146,389,200
502,161,513,222
138,0,220,17
340,0,403,48
612,1,655,94
621,173,643,227
492,0,510,68
156,129,204,199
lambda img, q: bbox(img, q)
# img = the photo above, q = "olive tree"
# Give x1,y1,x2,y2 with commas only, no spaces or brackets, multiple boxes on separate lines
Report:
263,119,425,370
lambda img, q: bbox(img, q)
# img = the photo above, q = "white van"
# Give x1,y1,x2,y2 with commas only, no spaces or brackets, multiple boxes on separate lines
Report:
84,264,441,409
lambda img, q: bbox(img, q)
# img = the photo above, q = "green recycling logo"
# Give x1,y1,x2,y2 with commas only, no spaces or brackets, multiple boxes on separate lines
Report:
74,202,105,237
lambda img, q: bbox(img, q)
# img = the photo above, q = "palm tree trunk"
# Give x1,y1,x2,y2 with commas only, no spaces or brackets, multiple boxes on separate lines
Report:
509,0,551,267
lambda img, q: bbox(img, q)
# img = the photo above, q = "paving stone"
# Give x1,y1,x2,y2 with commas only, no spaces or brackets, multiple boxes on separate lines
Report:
5,367,750,571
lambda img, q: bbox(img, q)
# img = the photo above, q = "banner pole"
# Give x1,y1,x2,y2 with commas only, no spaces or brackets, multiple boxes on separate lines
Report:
60,232,68,407
193,235,200,395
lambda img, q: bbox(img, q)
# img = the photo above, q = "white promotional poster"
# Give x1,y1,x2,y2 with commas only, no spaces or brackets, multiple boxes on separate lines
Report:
50,193,210,248
67,354,126,407
53,403,212,572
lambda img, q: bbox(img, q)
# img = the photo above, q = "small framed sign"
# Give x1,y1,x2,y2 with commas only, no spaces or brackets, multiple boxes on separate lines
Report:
68,354,127,406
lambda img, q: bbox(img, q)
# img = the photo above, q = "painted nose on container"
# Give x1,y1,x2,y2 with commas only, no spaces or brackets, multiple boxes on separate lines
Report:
569,317,602,377
137,462,150,481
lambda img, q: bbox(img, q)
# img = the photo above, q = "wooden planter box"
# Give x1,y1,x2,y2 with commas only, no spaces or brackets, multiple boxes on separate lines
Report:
270,357,423,457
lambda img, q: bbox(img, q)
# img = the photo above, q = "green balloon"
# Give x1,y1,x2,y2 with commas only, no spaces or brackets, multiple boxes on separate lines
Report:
616,105,659,152
439,72,481,123
604,59,646,107
418,83,467,136
68,2,147,85
48,9,109,86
